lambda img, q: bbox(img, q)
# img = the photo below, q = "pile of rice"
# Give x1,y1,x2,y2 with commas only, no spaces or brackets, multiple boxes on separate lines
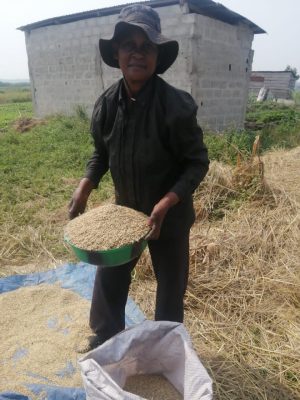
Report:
64,204,149,251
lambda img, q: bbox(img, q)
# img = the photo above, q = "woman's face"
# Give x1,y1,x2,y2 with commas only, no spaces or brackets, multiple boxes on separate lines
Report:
115,27,158,87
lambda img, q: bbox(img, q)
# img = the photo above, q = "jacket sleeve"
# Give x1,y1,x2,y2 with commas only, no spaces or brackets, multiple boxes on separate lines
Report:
166,94,209,200
84,96,109,188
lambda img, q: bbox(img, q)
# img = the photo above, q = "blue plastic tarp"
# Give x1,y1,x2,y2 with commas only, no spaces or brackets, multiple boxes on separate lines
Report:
0,262,145,400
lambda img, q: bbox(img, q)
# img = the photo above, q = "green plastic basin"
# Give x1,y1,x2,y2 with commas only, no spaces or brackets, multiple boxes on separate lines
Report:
64,235,148,267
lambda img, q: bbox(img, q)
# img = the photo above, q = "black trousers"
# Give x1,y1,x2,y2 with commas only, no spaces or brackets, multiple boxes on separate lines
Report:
89,231,190,343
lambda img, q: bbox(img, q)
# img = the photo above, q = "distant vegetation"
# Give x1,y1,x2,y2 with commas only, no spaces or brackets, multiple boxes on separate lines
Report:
0,81,31,104
205,100,300,163
285,65,300,80
0,80,30,86
293,91,300,106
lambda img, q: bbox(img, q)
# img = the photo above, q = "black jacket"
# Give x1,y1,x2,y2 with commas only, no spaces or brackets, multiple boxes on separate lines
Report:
85,75,209,237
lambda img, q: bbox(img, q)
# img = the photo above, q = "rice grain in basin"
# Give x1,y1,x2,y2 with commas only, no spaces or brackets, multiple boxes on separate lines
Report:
64,204,149,251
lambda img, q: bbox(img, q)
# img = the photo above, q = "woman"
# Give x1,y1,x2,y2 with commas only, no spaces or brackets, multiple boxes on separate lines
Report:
69,4,209,351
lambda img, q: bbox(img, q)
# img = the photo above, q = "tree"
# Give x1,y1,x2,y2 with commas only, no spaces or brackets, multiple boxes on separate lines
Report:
285,65,299,80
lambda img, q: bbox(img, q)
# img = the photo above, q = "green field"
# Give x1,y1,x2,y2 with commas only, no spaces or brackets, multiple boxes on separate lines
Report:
0,102,32,131
1,91,300,266
0,82,31,104
0,95,112,267
206,100,300,163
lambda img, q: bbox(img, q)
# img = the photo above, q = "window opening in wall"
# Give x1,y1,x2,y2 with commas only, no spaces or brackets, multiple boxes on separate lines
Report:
229,64,232,71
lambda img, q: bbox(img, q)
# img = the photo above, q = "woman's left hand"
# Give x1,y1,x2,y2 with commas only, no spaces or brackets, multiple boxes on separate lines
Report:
147,192,179,240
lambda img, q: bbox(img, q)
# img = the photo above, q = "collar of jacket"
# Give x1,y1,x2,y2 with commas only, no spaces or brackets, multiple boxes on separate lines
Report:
118,74,156,109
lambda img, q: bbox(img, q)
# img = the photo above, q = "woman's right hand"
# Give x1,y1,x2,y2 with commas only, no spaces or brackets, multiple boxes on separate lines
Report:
68,178,95,220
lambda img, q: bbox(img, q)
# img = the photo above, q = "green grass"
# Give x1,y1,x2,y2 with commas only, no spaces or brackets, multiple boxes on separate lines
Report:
0,110,114,218
0,105,113,264
205,101,300,163
1,99,300,266
0,102,33,132
293,91,300,106
0,86,31,104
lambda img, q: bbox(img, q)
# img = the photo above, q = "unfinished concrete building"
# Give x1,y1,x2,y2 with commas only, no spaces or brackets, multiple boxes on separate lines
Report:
19,0,265,131
249,71,297,100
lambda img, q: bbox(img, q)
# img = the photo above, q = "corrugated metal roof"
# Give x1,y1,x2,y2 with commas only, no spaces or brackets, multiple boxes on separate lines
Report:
17,0,265,34
188,0,265,34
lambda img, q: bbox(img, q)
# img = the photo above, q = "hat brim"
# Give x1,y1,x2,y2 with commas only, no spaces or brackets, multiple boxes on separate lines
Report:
99,21,179,74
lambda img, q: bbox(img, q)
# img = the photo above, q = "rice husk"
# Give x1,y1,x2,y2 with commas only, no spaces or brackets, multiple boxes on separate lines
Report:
64,204,149,250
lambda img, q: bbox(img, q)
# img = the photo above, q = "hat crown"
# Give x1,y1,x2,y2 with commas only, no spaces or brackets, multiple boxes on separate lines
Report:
118,5,161,33
99,4,178,74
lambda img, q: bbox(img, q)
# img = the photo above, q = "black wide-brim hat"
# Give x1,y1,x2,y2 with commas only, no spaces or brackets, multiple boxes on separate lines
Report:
99,5,179,74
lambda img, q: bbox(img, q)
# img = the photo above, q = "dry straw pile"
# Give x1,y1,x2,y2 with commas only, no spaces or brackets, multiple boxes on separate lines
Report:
13,117,45,133
131,145,300,400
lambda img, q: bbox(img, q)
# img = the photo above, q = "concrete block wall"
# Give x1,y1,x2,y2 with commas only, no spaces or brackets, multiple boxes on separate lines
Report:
26,14,119,117
158,7,195,93
25,3,254,131
190,15,254,130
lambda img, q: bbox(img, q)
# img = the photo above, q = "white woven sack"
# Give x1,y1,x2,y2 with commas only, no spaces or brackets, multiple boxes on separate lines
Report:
79,320,213,400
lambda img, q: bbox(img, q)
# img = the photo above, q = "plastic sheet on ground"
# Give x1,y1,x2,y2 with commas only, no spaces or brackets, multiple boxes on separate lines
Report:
0,262,146,400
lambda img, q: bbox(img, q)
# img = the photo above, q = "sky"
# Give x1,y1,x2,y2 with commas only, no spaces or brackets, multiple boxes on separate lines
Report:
0,0,299,80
